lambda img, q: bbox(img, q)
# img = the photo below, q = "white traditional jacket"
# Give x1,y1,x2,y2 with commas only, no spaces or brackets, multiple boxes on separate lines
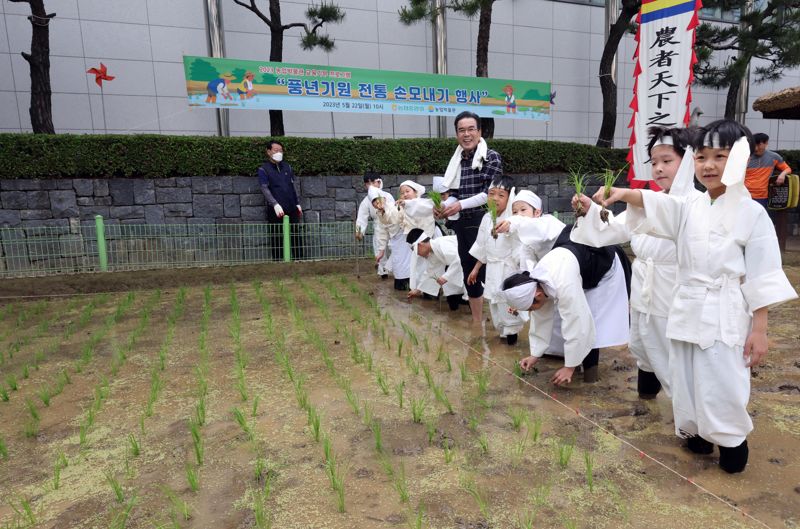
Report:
628,190,797,349
411,235,464,297
356,190,394,247
505,214,565,272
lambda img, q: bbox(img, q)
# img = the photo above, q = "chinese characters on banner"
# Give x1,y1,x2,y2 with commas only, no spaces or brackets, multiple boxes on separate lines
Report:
628,0,702,187
182,56,551,121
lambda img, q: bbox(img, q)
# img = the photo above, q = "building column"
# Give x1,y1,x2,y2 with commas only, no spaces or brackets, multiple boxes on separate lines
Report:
204,0,229,137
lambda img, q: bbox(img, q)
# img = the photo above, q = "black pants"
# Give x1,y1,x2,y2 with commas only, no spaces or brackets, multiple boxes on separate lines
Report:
582,348,600,370
453,213,485,299
266,208,303,261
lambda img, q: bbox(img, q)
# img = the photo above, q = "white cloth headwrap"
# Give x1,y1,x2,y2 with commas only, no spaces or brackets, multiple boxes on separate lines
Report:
667,145,696,197
399,180,425,197
652,135,674,147
367,186,383,202
499,280,538,311
512,189,542,212
719,136,752,233
432,176,449,193
488,184,516,220
409,229,427,252
375,178,384,189
442,137,489,190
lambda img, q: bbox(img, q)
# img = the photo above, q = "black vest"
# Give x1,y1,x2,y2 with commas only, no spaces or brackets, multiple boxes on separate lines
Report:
553,225,631,295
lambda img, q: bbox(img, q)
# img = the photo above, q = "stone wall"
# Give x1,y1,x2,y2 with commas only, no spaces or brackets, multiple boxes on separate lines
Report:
0,173,590,230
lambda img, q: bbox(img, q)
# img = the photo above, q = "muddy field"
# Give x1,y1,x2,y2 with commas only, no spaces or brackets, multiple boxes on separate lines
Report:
0,259,798,529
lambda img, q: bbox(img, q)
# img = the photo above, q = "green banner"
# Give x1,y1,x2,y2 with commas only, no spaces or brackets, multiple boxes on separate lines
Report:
183,55,550,121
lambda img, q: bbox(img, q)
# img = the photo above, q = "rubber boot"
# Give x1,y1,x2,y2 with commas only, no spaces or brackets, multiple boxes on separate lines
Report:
583,365,599,383
719,440,749,474
637,369,662,400
506,333,518,346
686,435,714,455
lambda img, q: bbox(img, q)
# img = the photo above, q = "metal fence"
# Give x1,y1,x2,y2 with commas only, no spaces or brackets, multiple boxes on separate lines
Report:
0,212,576,279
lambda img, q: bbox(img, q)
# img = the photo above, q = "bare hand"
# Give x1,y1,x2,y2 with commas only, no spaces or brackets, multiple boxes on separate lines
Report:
433,205,446,219
777,174,786,185
375,250,385,264
519,356,539,372
594,186,625,208
436,277,447,286
744,330,768,367
407,289,422,300
355,231,364,241
395,199,405,209
507,307,519,316
571,194,591,217
467,270,479,286
442,201,462,218
550,366,575,386
494,220,511,234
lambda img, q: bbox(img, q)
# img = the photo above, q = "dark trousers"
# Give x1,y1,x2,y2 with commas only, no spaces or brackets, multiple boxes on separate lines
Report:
266,208,303,261
453,213,485,298
582,348,600,370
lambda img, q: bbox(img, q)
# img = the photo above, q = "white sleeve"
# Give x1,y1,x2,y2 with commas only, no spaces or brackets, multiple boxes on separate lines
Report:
440,252,463,284
570,201,632,247
356,198,370,234
468,215,491,263
508,216,565,250
556,278,597,368
627,190,683,241
741,207,799,310
529,299,555,358
459,192,488,211
375,213,390,251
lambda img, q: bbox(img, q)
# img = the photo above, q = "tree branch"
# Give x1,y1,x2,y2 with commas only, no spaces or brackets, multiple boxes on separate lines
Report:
7,0,33,3
233,0,273,28
281,21,308,31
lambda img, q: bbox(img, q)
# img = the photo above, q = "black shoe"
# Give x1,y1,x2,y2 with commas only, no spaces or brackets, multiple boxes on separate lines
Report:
381,274,389,280
637,369,662,399
506,334,518,346
686,436,714,455
719,440,748,473
394,279,409,291
446,295,461,311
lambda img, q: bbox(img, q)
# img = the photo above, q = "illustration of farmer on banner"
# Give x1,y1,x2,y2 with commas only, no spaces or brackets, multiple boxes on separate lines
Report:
503,84,516,114
237,71,256,100
206,74,234,104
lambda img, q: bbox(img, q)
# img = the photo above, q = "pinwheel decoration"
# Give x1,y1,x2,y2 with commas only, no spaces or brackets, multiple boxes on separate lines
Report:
87,63,115,87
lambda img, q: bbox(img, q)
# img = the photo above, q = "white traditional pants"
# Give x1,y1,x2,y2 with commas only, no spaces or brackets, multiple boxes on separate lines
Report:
629,310,671,397
670,339,752,448
373,233,391,276
388,232,411,280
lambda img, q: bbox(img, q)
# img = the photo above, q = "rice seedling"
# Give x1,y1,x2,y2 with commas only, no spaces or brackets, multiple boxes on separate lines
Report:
393,462,409,503
425,418,437,445
475,369,490,397
22,364,30,379
361,401,373,427
186,463,200,492
144,369,163,417
508,406,528,432
344,383,360,416
0,386,8,401
233,407,254,441
405,354,420,376
556,437,575,469
235,365,249,402
567,167,590,216
477,432,490,455
460,474,489,519
443,443,455,464
518,510,536,529
6,374,18,391
25,397,39,421
162,486,191,521
561,516,578,529
251,395,260,417
37,384,53,407
410,397,427,423
325,456,346,513
512,361,524,378
530,414,543,443
308,406,322,443
0,436,7,459
432,384,453,414
109,496,137,529
598,165,625,223
79,423,89,447
194,397,206,427
421,363,433,388
371,420,383,453
52,459,64,490
322,433,333,464
375,370,390,396
409,503,425,529
23,418,39,438
105,470,125,503
510,432,529,466
394,381,405,409
584,450,595,492
485,196,500,238
397,339,404,357
251,488,271,529
189,420,204,465
12,497,36,525
128,433,141,457
459,361,469,382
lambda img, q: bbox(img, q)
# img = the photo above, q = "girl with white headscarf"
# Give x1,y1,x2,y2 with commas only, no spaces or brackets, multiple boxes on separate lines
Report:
371,185,411,290
599,119,797,474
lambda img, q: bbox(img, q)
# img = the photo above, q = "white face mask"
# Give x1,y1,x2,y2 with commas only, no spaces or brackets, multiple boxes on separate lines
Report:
271,152,283,162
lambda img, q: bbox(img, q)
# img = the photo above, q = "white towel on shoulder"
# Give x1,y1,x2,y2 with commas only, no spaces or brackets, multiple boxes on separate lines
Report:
442,138,488,190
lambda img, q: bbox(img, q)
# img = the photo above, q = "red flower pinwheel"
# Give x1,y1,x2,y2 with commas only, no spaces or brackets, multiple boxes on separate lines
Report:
87,63,115,87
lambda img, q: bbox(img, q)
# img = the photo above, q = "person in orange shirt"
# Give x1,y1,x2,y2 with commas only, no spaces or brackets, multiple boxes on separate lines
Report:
744,133,792,208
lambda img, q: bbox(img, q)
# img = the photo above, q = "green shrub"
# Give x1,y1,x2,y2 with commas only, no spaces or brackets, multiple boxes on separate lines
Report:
0,134,630,179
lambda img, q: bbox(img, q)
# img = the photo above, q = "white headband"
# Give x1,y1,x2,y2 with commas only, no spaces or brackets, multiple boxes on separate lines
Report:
399,180,425,197
653,135,674,147
513,190,542,211
500,280,538,311
703,131,722,149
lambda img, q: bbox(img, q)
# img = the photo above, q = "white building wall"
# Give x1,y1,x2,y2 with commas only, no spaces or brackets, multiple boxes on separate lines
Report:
1,0,798,148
